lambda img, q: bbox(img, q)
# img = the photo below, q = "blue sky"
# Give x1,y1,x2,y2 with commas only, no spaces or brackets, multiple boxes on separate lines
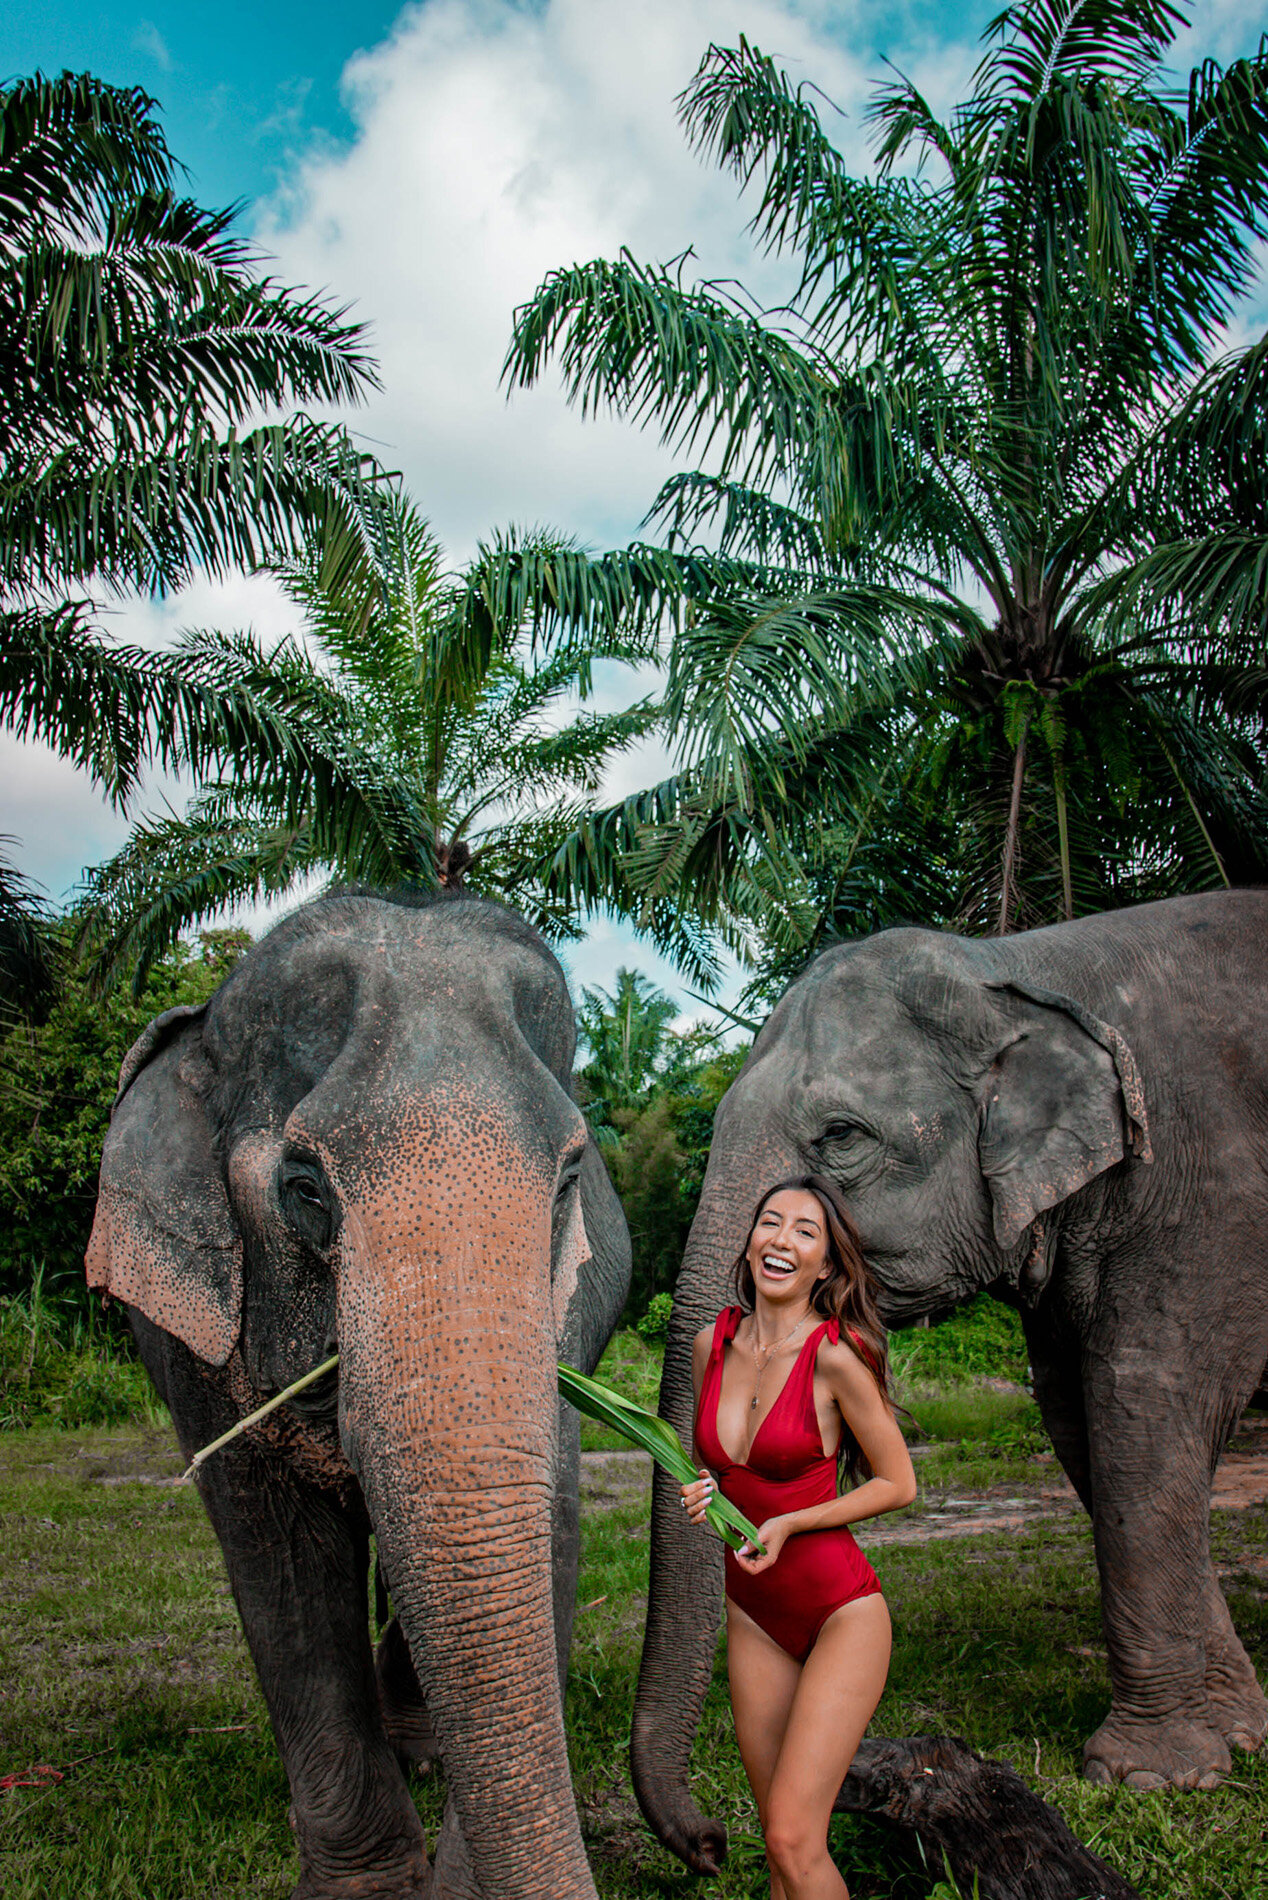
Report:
3,0,1266,1014
3,3,408,212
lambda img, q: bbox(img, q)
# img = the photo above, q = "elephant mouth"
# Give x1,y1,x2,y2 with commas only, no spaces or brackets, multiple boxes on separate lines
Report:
277,1363,340,1421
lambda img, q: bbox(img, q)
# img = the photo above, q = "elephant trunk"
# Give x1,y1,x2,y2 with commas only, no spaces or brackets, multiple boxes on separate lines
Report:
631,1101,796,1871
335,1175,596,1900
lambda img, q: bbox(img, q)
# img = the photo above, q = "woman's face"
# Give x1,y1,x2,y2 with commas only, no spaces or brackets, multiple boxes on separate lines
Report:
746,1188,832,1307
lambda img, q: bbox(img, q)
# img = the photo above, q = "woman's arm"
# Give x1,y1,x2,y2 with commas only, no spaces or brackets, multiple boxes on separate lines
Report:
681,1325,717,1523
734,1338,915,1573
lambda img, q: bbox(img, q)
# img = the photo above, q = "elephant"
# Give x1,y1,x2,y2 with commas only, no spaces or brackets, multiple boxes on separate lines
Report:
85,889,631,1900
632,890,1268,1868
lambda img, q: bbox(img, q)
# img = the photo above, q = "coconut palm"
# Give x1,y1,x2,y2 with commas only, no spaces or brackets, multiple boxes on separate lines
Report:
498,1,1268,984
0,69,385,812
76,497,660,988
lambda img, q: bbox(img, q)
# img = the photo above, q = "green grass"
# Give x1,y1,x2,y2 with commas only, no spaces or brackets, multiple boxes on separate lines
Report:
0,1278,168,1431
1,1419,1264,1899
579,1330,664,1452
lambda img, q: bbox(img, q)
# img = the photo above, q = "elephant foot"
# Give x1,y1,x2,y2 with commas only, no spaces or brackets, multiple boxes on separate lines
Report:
1083,1708,1231,1790
1206,1669,1268,1752
291,1863,432,1900
376,1618,438,1772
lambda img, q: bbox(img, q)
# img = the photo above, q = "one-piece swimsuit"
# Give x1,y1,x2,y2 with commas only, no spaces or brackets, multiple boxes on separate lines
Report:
694,1306,882,1663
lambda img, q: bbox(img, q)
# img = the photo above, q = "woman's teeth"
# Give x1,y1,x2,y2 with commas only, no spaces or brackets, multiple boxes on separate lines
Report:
762,1256,795,1275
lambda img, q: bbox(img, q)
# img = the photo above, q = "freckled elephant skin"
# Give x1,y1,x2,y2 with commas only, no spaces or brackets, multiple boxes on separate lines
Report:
86,892,630,1900
635,891,1268,1863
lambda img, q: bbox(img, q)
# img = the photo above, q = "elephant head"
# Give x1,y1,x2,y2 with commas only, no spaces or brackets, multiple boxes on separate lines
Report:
631,925,1151,1868
86,891,629,1900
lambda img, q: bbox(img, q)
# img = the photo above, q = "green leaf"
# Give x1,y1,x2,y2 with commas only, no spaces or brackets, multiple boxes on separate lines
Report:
557,1362,764,1553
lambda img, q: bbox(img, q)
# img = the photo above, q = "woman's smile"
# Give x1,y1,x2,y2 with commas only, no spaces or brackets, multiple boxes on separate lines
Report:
747,1191,830,1306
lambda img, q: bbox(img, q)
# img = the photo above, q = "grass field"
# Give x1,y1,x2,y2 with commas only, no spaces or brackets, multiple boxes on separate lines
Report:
1,1327,1265,1899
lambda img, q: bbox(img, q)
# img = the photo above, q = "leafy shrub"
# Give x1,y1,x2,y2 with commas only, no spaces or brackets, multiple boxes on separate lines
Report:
0,1271,166,1429
890,1295,1030,1389
0,930,248,1312
636,1292,674,1343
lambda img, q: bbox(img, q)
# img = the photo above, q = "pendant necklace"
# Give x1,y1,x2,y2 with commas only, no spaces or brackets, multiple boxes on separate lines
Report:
749,1310,811,1411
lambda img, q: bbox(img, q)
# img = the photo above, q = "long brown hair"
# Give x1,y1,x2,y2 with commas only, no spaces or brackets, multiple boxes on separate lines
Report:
732,1174,894,1440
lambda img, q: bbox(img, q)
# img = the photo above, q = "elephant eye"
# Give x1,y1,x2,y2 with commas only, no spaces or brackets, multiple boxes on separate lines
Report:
279,1158,338,1253
814,1121,877,1170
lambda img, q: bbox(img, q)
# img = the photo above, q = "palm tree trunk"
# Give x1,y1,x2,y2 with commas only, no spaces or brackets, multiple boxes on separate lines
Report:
997,727,1028,935
1053,752,1073,921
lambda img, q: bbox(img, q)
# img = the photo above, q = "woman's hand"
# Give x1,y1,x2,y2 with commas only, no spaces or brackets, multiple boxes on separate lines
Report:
734,1516,792,1574
680,1468,716,1526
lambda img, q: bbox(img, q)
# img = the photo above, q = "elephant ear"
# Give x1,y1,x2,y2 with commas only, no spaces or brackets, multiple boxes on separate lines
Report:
86,1004,243,1366
977,979,1153,1251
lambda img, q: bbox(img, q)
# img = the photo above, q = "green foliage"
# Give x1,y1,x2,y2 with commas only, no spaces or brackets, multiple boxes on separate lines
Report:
891,1296,1031,1389
0,930,246,1303
0,69,387,824
0,1271,166,1429
636,1292,674,1344
503,6,1268,992
77,497,659,991
575,973,745,1322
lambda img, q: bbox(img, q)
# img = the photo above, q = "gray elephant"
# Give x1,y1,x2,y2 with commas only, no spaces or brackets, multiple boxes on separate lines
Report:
86,890,630,1900
632,890,1268,1870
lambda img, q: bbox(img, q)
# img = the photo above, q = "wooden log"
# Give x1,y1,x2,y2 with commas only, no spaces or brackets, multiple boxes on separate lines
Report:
833,1735,1141,1900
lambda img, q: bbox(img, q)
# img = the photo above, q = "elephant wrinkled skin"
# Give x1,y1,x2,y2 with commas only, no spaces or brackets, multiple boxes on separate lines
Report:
86,892,630,1900
634,891,1268,1870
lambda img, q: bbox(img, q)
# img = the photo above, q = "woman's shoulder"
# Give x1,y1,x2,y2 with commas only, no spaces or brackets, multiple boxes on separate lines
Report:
693,1306,743,1352
815,1322,880,1385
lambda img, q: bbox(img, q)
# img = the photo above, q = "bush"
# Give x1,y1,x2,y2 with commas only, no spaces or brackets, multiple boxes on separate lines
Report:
890,1295,1030,1389
636,1292,674,1343
0,1270,165,1429
0,929,248,1312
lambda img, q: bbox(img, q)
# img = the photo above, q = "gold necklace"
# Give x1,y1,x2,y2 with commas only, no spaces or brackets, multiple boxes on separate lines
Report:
748,1310,811,1411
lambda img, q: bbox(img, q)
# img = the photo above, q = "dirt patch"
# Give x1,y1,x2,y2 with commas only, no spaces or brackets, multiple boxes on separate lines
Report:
583,1432,1268,1549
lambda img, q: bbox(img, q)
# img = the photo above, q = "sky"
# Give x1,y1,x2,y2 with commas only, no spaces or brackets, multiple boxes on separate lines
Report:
4,0,1267,1016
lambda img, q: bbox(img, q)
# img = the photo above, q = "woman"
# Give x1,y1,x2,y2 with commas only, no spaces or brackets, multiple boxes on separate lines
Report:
681,1175,916,1900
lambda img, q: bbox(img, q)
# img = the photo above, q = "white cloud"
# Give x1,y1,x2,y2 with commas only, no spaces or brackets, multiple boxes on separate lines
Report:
258,0,877,556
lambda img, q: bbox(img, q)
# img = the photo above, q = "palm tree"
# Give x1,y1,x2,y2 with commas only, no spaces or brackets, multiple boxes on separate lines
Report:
76,497,660,988
496,2,1268,984
577,967,697,1127
1,70,385,815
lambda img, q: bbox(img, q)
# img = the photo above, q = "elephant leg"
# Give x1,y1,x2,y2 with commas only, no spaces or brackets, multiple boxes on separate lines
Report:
375,1618,438,1772
1199,1567,1268,1751
149,1331,430,1899
1022,1313,1092,1509
1082,1346,1239,1790
195,1453,432,1898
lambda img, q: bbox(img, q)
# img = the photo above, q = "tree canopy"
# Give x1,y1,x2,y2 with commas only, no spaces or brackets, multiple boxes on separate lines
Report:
0,71,393,921
499,1,1268,994
75,497,661,989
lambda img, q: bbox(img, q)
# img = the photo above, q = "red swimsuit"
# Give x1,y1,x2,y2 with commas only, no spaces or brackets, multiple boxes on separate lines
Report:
695,1306,882,1663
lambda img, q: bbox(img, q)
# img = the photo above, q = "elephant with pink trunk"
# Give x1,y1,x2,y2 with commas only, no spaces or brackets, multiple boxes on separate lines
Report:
86,891,630,1900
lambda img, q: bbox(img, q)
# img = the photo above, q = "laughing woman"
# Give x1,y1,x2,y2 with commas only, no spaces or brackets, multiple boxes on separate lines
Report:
681,1175,916,1900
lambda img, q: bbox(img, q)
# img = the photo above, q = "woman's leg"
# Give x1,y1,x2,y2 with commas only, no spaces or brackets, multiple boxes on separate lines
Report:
762,1593,892,1900
725,1598,803,1900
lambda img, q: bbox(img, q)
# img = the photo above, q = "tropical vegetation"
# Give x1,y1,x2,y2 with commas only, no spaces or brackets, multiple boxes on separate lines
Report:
0,927,247,1304
495,0,1268,998
574,968,744,1316
0,69,389,1008
74,497,660,988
